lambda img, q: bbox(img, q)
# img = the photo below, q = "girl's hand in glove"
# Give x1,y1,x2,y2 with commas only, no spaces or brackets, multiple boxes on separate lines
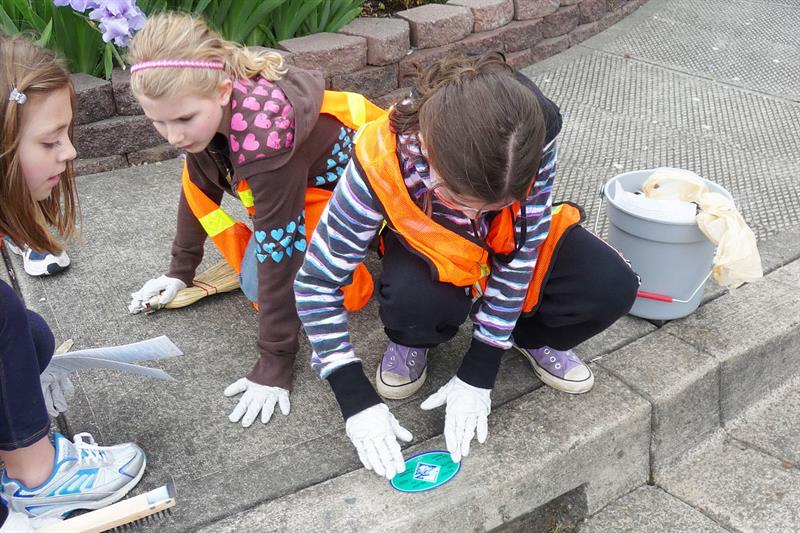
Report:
224,378,290,427
40,366,75,417
128,275,186,314
345,404,413,480
420,376,491,463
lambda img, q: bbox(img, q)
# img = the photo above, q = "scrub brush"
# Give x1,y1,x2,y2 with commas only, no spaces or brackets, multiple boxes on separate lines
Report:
37,481,177,533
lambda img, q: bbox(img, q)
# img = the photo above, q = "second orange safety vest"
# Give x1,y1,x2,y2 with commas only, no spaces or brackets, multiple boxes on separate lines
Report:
353,113,584,314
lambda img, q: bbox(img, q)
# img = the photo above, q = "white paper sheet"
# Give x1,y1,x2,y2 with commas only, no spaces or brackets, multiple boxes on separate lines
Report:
48,336,182,381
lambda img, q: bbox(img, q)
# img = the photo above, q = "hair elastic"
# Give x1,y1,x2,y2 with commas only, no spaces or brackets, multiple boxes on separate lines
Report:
130,59,225,74
8,87,26,105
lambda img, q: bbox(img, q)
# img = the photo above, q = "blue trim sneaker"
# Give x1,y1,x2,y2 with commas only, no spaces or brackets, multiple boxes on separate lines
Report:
1,433,146,523
3,238,70,276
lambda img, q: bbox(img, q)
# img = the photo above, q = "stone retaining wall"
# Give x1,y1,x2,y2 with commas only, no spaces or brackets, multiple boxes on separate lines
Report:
72,0,646,175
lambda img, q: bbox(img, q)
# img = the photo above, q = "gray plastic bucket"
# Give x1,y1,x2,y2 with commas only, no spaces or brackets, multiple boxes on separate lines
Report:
601,169,732,320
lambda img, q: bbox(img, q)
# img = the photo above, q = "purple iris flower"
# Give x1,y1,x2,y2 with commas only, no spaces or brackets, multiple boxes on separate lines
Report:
53,0,145,47
52,0,101,10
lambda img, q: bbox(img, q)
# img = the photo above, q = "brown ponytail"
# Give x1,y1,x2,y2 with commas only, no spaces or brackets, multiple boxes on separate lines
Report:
390,51,547,204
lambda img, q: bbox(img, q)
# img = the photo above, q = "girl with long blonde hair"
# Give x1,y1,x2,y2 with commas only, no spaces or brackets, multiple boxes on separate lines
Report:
127,12,378,429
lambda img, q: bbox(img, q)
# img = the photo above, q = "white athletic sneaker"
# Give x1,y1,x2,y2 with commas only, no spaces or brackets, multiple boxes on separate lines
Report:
3,238,70,277
1,433,146,523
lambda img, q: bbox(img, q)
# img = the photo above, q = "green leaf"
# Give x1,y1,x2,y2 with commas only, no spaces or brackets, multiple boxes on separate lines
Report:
11,0,45,31
34,19,52,47
194,0,214,13
103,43,113,80
111,43,126,71
211,0,232,30
324,5,362,33
0,6,20,34
272,0,322,42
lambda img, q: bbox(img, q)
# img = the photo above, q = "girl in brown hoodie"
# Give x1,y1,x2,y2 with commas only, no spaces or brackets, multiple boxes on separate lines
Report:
126,12,375,428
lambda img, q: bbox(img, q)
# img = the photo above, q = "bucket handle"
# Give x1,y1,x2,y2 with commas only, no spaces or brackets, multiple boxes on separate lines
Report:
592,183,607,236
636,271,712,304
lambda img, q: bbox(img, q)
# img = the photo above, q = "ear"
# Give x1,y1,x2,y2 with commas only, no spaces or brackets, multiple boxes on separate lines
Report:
216,78,233,106
418,132,427,157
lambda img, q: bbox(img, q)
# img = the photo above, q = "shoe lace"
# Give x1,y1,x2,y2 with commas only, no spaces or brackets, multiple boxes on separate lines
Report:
384,344,398,371
72,432,107,465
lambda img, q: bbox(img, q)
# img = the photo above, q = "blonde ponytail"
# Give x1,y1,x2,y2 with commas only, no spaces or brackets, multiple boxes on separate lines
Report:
225,43,286,82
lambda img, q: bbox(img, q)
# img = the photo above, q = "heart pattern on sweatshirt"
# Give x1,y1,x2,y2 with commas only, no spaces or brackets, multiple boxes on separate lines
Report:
228,77,295,166
254,211,307,263
311,126,354,186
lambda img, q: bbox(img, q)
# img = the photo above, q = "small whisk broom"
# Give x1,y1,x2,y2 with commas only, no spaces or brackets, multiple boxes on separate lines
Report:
144,260,240,313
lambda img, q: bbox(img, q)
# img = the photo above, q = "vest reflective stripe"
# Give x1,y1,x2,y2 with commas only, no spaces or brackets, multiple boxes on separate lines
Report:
237,181,255,212
181,165,251,273
354,112,584,313
198,208,236,238
347,92,366,126
180,90,380,310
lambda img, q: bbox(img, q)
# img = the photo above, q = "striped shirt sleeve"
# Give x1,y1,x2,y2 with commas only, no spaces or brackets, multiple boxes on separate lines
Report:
471,140,557,350
294,159,384,380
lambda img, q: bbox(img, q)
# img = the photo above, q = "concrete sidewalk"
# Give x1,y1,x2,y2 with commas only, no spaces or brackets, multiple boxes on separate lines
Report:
6,0,800,530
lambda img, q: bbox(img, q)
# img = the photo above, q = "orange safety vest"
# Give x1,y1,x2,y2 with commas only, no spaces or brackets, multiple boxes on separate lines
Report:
181,90,385,311
353,113,584,314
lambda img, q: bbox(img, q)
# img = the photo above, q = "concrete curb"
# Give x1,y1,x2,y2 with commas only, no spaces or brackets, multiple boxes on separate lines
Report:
199,368,651,532
194,241,800,532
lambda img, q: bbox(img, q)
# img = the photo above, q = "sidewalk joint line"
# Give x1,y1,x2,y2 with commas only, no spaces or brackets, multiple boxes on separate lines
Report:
592,361,656,483
724,433,800,470
656,485,742,533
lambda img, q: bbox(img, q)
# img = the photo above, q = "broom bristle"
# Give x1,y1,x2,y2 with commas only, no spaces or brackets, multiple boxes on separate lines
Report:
164,260,240,309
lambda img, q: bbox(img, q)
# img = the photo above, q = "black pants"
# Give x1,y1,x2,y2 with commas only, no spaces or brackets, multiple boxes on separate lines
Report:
377,226,639,350
0,280,54,452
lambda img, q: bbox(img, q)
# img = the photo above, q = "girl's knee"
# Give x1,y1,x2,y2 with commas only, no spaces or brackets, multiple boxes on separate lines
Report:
379,276,471,329
27,310,55,371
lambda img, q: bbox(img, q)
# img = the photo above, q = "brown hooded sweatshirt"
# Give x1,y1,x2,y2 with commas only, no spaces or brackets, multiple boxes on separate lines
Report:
166,65,353,389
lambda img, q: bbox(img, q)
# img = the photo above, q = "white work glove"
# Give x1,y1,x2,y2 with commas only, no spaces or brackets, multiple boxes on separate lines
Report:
40,365,75,417
420,376,491,463
224,378,290,428
128,275,186,314
345,403,413,480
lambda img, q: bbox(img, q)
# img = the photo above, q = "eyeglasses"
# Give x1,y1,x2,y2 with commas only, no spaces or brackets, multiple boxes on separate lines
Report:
426,179,528,264
429,181,516,219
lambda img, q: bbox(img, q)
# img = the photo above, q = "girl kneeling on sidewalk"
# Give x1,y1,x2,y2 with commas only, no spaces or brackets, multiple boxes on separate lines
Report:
294,52,640,479
126,13,378,428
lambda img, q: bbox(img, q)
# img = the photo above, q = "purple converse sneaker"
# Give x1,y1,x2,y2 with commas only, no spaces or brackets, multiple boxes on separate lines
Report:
514,345,594,394
375,341,428,400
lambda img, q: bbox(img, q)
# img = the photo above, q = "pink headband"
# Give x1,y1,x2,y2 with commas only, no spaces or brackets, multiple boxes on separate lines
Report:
130,60,225,74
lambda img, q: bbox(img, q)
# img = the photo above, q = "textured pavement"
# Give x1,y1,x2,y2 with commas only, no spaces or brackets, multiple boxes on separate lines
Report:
5,0,800,531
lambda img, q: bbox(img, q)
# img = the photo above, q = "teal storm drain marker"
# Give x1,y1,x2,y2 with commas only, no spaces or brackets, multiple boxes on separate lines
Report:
390,450,460,493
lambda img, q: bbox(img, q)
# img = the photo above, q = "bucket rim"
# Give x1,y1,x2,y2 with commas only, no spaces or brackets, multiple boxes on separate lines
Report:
603,168,733,226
